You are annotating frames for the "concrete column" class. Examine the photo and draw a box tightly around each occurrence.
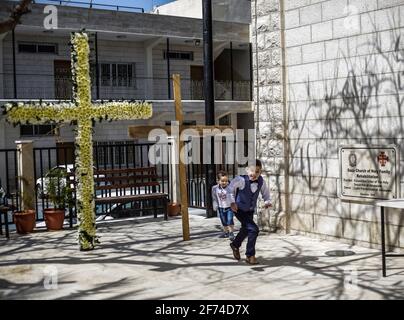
[16,140,35,210]
[144,37,162,99]
[231,112,237,130]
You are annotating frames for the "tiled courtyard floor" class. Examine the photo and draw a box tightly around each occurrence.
[1,209,404,300]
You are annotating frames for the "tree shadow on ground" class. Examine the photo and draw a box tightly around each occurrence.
[1,221,404,299]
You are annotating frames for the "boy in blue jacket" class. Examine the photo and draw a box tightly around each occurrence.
[229,159,271,265]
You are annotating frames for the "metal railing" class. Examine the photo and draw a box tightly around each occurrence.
[0,139,239,228]
[33,141,172,222]
[191,79,252,101]
[0,73,252,102]
[0,149,20,221]
[33,0,145,13]
[185,140,238,208]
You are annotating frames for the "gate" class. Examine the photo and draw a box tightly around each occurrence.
[0,148,20,215]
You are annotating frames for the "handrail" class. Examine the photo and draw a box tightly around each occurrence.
[32,0,145,13]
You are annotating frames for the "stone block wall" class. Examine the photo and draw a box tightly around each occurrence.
[251,0,285,231]
[252,0,404,248]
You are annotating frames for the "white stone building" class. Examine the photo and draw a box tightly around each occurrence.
[0,0,254,150]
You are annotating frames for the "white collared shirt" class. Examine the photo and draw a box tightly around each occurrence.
[212,184,233,211]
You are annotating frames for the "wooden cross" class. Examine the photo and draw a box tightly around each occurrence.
[129,74,230,241]
[4,32,152,251]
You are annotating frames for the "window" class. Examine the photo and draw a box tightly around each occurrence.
[18,42,58,54]
[118,64,127,87]
[101,64,111,86]
[164,50,194,61]
[20,125,57,137]
[100,63,136,88]
[18,43,36,53]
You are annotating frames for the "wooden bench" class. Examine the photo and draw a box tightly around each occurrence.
[93,166,169,220]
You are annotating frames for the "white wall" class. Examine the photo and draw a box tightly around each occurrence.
[254,0,404,248]
[1,33,206,101]
[285,0,404,248]
[152,42,204,100]
[154,0,251,24]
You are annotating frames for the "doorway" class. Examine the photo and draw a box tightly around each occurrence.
[56,141,75,166]
[54,60,72,100]
[190,66,204,100]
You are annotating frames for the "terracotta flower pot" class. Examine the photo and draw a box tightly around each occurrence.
[167,202,181,217]
[13,210,36,234]
[44,208,65,231]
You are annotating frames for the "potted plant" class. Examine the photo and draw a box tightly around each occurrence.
[12,180,36,234]
[167,202,181,217]
[43,167,74,231]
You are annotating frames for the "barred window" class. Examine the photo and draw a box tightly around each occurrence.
[99,63,136,88]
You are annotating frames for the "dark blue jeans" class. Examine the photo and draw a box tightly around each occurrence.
[218,207,234,227]
[232,209,259,257]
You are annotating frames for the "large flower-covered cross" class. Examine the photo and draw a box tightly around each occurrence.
[3,32,153,250]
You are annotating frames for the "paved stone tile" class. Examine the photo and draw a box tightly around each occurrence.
[1,211,404,300]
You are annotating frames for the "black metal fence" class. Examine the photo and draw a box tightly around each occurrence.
[33,141,172,221]
[0,149,20,210]
[33,145,74,221]
[185,139,238,208]
[0,149,20,233]
[1,139,239,227]
[0,73,252,102]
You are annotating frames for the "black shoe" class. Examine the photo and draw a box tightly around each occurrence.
[230,242,240,260]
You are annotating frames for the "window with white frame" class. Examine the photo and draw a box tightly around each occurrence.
[18,42,58,54]
[100,63,136,88]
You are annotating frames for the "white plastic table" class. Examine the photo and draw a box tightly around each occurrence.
[375,199,404,277]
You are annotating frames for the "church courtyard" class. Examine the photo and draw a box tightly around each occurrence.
[1,0,404,303]
[1,210,403,300]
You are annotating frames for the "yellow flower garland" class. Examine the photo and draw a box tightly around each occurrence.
[3,32,152,251]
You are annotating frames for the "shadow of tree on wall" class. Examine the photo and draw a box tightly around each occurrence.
[286,15,404,249]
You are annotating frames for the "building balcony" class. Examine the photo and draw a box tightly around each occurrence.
[0,74,252,102]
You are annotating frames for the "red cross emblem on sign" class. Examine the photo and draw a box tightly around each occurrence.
[377,151,389,167]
